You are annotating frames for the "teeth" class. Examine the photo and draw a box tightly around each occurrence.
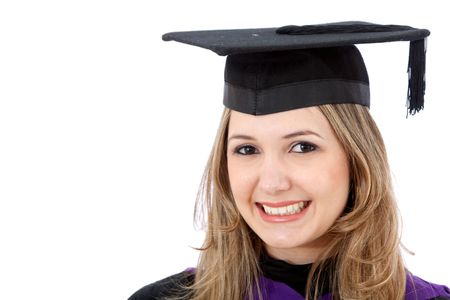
[287,205,293,214]
[262,202,308,216]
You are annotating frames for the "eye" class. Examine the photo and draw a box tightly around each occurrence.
[235,145,259,155]
[291,142,316,153]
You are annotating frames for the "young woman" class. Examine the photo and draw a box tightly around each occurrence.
[129,22,450,299]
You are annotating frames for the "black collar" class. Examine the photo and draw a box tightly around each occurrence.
[259,252,331,296]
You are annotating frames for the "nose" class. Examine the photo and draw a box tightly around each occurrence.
[257,155,292,196]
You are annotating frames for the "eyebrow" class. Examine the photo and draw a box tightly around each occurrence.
[227,130,324,143]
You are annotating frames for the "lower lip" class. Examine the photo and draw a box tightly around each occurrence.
[257,202,310,223]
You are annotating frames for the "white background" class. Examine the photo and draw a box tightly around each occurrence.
[0,1,449,299]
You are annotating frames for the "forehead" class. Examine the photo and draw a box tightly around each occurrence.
[228,107,331,135]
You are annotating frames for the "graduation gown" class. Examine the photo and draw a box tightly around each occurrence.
[129,256,450,300]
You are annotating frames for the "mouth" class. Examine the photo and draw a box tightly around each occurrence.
[258,201,311,216]
[255,200,312,223]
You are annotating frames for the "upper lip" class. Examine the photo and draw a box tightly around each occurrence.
[257,200,309,208]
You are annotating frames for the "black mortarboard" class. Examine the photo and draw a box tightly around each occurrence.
[162,21,430,116]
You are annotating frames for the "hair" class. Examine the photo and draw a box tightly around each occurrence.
[186,103,406,300]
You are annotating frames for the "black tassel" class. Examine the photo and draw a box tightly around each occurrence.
[407,39,426,116]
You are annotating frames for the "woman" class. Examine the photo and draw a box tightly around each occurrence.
[129,22,450,299]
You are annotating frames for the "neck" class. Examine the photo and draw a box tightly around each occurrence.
[264,234,331,265]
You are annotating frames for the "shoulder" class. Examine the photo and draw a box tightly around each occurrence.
[128,269,195,300]
[405,273,450,300]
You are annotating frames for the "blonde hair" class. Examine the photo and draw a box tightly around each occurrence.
[188,104,406,300]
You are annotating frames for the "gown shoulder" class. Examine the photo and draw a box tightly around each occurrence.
[128,270,195,300]
[406,273,450,300]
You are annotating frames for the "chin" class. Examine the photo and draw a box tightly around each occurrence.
[260,232,310,250]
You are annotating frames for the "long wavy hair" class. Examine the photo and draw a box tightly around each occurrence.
[187,103,406,300]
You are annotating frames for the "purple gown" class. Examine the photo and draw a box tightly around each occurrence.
[129,268,450,299]
[255,272,450,300]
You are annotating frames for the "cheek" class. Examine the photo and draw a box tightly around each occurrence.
[227,160,256,205]
[296,155,350,209]
[316,156,350,213]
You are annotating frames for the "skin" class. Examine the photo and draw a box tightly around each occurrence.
[226,107,350,264]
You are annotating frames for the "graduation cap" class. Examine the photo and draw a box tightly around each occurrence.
[162,21,430,116]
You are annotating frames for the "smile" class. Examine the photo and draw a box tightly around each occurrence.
[256,200,311,223]
[261,201,310,216]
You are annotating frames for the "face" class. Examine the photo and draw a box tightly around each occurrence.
[226,107,350,264]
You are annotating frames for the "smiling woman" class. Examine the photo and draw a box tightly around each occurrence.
[227,107,350,265]
[128,21,450,300]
